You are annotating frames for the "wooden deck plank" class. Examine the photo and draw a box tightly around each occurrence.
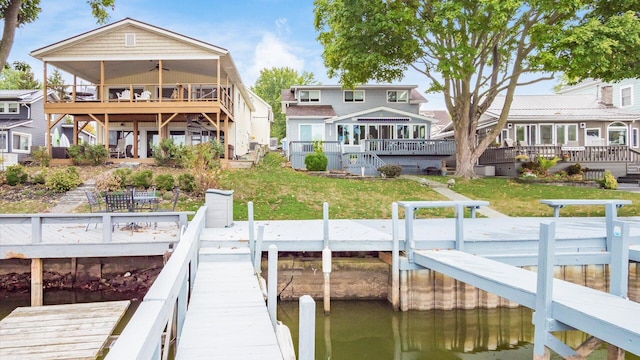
[0,300,130,360]
[176,261,282,359]
[413,249,640,355]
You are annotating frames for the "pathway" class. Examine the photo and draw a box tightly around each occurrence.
[400,175,509,218]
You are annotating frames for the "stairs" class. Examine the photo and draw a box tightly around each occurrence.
[199,246,251,262]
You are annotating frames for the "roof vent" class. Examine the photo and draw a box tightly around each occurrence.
[124,33,136,47]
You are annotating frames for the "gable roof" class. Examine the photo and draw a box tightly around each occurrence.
[285,105,336,117]
[326,106,436,124]
[0,89,50,103]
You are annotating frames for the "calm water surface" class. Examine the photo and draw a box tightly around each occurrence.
[2,293,638,360]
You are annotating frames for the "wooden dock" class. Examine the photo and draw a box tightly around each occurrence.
[0,300,130,360]
[176,261,282,359]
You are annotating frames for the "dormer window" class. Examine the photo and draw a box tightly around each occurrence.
[387,90,408,103]
[344,90,364,102]
[299,90,320,103]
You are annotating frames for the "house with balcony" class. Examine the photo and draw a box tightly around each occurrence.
[435,90,640,177]
[282,85,454,175]
[29,18,269,163]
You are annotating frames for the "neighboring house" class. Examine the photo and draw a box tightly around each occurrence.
[0,89,59,168]
[435,92,640,177]
[282,85,454,175]
[29,18,269,163]
[420,109,451,137]
[558,79,640,113]
[246,89,273,152]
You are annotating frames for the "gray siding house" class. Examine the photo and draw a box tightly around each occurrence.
[558,79,640,114]
[0,90,56,168]
[282,85,454,175]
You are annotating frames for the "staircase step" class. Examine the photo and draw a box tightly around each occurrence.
[199,247,251,262]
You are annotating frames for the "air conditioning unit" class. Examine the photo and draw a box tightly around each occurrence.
[269,137,278,150]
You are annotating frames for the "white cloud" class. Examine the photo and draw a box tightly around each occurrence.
[246,32,304,85]
[275,18,290,34]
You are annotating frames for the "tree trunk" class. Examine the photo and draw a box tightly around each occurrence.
[0,0,23,71]
[453,137,479,178]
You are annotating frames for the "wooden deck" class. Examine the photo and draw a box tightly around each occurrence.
[0,300,130,360]
[412,249,640,355]
[175,261,282,359]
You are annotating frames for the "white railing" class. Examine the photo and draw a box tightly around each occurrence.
[105,206,207,360]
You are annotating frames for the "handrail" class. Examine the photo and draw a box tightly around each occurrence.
[105,206,207,360]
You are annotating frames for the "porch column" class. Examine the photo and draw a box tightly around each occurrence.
[104,114,110,152]
[43,62,51,153]
[133,121,139,158]
[73,119,78,145]
[100,61,105,103]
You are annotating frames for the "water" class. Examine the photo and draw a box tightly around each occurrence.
[2,293,638,359]
[278,300,639,360]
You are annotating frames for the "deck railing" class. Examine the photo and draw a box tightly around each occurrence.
[364,139,456,155]
[479,145,635,164]
[105,206,207,360]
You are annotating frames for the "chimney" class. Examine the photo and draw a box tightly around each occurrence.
[601,86,613,107]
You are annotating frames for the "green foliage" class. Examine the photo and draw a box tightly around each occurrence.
[31,146,50,167]
[519,161,546,177]
[5,164,27,185]
[30,171,46,185]
[45,167,82,193]
[601,170,618,190]
[0,61,41,89]
[182,141,223,195]
[304,152,328,171]
[177,173,197,193]
[130,169,154,189]
[151,138,186,166]
[112,168,131,187]
[67,143,107,165]
[155,174,175,191]
[250,67,317,140]
[538,156,560,171]
[567,163,583,176]
[312,140,324,153]
[377,164,402,178]
[47,68,67,101]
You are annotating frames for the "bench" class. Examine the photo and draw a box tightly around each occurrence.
[540,199,631,218]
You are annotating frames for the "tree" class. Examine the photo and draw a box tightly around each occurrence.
[47,68,66,100]
[0,0,115,71]
[314,0,640,178]
[0,60,41,89]
[250,67,316,140]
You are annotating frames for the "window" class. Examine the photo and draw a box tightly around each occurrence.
[299,124,323,141]
[11,132,31,153]
[555,124,577,144]
[412,125,426,139]
[633,128,639,148]
[387,90,408,103]
[0,131,7,151]
[344,90,364,102]
[299,90,320,103]
[515,124,537,145]
[337,125,351,144]
[608,122,627,145]
[585,128,602,146]
[0,102,19,114]
[539,124,554,144]
[620,86,633,107]
[396,125,410,139]
[353,125,366,145]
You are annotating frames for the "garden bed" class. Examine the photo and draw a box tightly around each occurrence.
[514,178,602,188]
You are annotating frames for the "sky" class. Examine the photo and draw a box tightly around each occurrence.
[6,0,559,110]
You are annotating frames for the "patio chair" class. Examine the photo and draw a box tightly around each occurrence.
[110,139,127,158]
[85,190,103,231]
[154,188,181,228]
[133,187,158,211]
[135,90,152,101]
[105,191,135,231]
[117,89,131,101]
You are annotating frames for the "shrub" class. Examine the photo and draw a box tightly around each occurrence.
[377,164,402,178]
[151,138,186,166]
[519,160,546,177]
[566,163,583,176]
[5,164,27,186]
[45,167,82,193]
[304,152,328,171]
[95,172,123,192]
[113,168,132,187]
[31,147,51,167]
[68,143,108,165]
[155,174,175,191]
[30,171,46,185]
[601,170,618,190]
[130,169,154,189]
[177,173,197,193]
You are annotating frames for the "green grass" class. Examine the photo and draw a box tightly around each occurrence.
[425,176,640,217]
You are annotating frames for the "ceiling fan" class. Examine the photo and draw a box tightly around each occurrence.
[149,62,169,71]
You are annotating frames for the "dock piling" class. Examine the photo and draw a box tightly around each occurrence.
[30,258,43,306]
[268,244,278,331]
[322,247,332,314]
[299,295,316,360]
